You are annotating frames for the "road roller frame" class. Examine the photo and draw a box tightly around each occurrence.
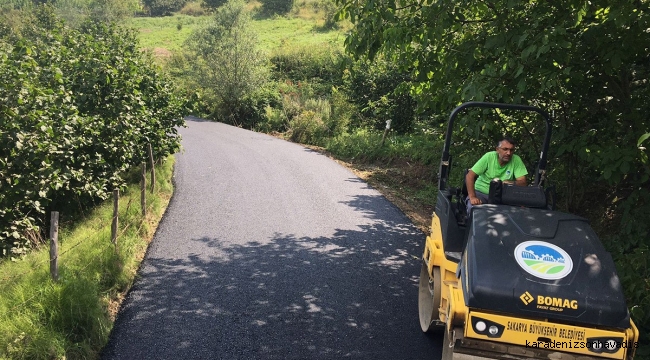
[418,102,639,360]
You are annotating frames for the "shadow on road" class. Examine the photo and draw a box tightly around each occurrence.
[103,194,443,359]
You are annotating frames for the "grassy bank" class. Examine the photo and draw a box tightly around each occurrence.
[0,157,175,359]
[125,15,210,54]
[125,8,345,57]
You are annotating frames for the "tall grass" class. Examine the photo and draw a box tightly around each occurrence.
[325,128,443,165]
[0,157,175,359]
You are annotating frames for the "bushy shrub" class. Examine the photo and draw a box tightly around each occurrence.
[323,127,443,164]
[142,0,187,16]
[0,6,188,256]
[303,98,330,122]
[280,92,301,121]
[257,106,287,133]
[0,0,31,11]
[179,1,206,15]
[258,0,293,15]
[283,94,334,145]
[327,87,351,136]
[217,83,281,128]
[324,128,384,161]
[255,78,350,144]
[276,80,311,120]
[1,8,27,33]
[200,0,226,11]
[88,0,140,22]
[288,110,326,144]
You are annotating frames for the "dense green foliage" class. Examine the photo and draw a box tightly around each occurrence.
[0,6,187,256]
[251,46,351,141]
[142,0,187,16]
[261,44,428,142]
[200,0,226,11]
[269,44,343,93]
[0,0,31,10]
[337,0,650,354]
[259,0,294,15]
[343,57,419,134]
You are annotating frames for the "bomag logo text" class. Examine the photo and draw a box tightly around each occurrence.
[520,292,579,312]
[537,296,578,310]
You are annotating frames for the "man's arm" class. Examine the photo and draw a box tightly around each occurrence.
[512,155,528,186]
[515,176,527,186]
[466,170,482,205]
[503,176,526,186]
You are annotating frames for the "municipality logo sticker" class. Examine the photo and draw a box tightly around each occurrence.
[514,241,573,280]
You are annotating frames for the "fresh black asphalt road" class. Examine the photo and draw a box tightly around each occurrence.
[102,118,442,359]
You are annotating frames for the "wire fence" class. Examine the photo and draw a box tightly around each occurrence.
[0,152,171,313]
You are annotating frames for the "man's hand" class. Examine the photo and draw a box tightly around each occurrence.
[469,196,482,205]
[504,177,527,186]
[515,176,527,186]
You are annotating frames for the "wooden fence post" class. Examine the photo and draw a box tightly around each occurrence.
[141,162,146,217]
[112,189,119,250]
[148,144,155,194]
[50,211,59,282]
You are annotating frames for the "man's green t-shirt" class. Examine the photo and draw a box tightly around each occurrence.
[471,151,528,194]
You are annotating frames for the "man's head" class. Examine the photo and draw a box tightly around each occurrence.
[495,136,516,165]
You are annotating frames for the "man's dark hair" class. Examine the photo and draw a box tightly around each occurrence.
[497,136,517,147]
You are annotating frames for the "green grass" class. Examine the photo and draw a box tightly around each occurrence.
[0,157,175,359]
[324,128,444,165]
[125,10,346,57]
[124,15,211,53]
[254,17,345,51]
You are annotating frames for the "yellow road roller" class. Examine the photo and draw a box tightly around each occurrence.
[419,102,639,360]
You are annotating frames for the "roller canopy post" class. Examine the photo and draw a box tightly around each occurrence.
[438,102,552,190]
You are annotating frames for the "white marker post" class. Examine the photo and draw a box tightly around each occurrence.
[381,119,392,147]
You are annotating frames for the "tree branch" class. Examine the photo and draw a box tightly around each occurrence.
[459,17,497,24]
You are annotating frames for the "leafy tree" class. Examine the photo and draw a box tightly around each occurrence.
[184,0,269,127]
